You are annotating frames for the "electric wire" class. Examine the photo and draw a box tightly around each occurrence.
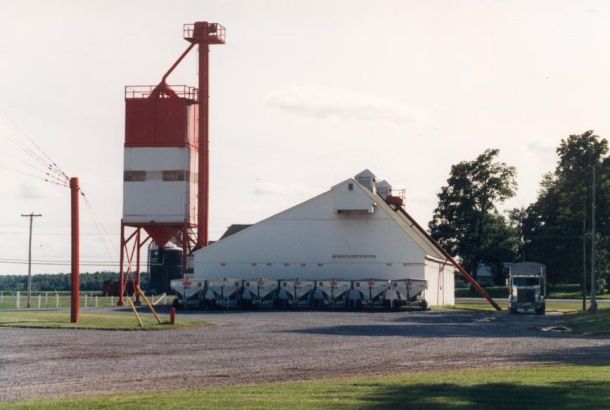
[0,231,119,236]
[0,113,69,187]
[82,193,118,264]
[0,258,119,267]
[0,107,120,271]
[0,108,71,181]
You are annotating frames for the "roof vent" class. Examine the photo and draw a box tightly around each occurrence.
[355,169,376,193]
[376,180,392,199]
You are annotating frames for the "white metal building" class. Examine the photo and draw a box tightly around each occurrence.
[188,170,455,307]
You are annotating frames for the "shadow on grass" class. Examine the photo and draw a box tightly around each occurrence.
[353,380,610,410]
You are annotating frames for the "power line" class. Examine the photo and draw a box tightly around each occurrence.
[0,109,70,188]
[0,108,70,181]
[0,231,119,236]
[82,193,118,261]
[0,258,119,267]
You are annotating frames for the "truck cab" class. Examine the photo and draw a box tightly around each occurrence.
[507,262,546,315]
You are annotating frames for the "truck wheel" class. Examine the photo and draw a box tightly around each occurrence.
[419,299,428,311]
[536,306,546,315]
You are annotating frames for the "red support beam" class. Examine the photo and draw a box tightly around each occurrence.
[197,40,210,247]
[118,223,125,306]
[134,229,141,305]
[396,206,502,311]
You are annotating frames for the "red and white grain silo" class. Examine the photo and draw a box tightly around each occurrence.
[118,22,225,305]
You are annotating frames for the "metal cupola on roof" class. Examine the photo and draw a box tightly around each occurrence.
[375,179,392,199]
[355,169,376,193]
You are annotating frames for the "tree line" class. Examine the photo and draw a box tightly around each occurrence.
[429,131,609,287]
[0,272,151,292]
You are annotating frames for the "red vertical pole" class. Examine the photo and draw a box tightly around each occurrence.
[197,36,210,247]
[182,224,188,274]
[135,228,141,305]
[70,177,80,323]
[118,223,125,306]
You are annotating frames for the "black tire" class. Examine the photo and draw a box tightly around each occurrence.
[310,299,322,310]
[419,299,428,311]
[536,305,546,315]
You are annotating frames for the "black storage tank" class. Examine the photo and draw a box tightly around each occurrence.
[148,244,183,294]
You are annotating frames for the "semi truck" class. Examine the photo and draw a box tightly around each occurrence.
[507,262,546,315]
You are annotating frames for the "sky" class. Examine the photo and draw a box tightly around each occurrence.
[0,0,609,274]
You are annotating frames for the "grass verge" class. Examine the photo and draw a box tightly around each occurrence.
[3,365,610,409]
[455,284,610,300]
[565,308,610,335]
[435,301,584,313]
[0,311,204,331]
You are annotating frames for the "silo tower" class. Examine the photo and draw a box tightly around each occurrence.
[118,22,225,305]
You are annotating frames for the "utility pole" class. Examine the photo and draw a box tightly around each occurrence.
[589,161,597,313]
[20,212,42,308]
[70,177,80,323]
[582,217,587,312]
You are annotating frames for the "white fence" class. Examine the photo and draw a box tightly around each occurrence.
[0,291,173,310]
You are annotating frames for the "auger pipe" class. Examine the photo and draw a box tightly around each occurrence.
[395,207,502,311]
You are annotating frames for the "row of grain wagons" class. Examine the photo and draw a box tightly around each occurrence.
[171,277,428,310]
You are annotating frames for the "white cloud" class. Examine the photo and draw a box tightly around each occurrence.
[266,85,427,125]
[526,140,558,161]
[253,180,314,197]
[253,181,287,196]
[17,183,45,200]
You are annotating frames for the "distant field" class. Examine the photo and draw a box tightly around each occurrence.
[3,365,610,409]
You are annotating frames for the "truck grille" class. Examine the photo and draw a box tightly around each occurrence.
[517,288,535,303]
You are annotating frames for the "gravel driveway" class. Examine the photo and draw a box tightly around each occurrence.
[1,309,609,402]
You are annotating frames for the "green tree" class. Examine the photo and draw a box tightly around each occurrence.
[429,149,519,279]
[523,130,609,286]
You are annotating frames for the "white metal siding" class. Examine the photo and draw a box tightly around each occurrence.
[194,185,427,281]
[424,260,455,306]
[122,147,196,223]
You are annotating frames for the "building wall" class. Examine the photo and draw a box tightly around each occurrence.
[194,181,429,281]
[423,259,455,306]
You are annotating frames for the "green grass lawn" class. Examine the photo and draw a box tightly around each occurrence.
[565,309,610,335]
[0,311,203,331]
[455,284,610,300]
[3,365,610,409]
[436,301,586,313]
